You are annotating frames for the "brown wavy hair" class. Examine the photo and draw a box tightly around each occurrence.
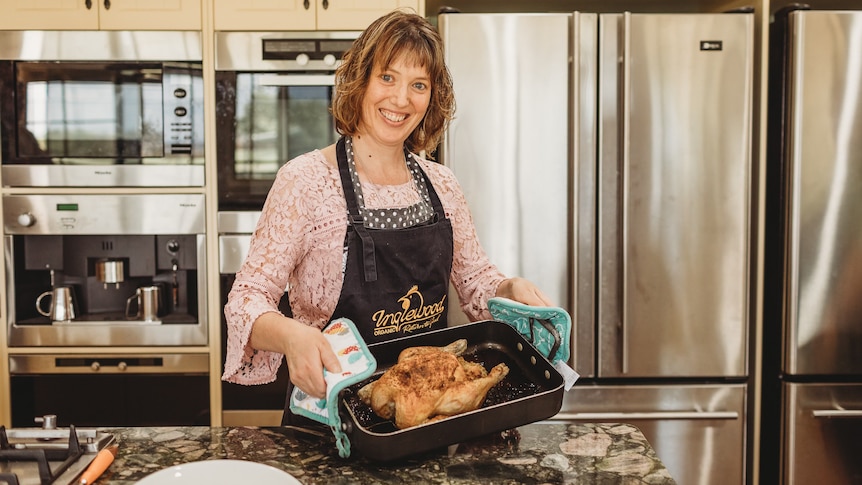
[331,10,455,156]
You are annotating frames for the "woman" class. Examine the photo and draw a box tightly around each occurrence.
[222,11,551,413]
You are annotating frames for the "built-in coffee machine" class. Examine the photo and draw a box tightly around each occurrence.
[3,194,208,347]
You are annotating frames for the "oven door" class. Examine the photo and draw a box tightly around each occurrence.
[9,353,210,427]
[216,71,338,210]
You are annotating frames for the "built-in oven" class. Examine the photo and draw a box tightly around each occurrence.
[0,30,204,187]
[218,211,289,426]
[3,194,208,347]
[9,353,210,427]
[214,31,358,211]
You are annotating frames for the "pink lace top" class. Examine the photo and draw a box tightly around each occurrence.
[222,149,506,385]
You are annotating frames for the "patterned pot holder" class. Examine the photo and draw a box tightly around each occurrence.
[488,297,579,390]
[289,317,377,458]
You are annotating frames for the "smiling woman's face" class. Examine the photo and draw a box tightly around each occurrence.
[357,54,431,148]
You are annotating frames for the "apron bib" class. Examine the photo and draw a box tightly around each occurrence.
[283,137,453,424]
[331,136,453,343]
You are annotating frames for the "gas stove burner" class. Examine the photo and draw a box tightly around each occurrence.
[0,416,115,485]
[0,425,83,485]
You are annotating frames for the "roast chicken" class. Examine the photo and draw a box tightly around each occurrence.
[357,339,509,429]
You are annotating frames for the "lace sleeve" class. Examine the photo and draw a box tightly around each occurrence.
[222,154,320,385]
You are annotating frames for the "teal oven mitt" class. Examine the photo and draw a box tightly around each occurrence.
[289,317,376,458]
[488,297,579,390]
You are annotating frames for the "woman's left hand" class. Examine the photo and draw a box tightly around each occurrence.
[496,277,554,307]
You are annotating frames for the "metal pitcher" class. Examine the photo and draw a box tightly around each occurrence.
[36,286,77,322]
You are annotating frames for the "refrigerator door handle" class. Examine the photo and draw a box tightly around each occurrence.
[811,409,862,418]
[619,12,633,375]
[553,411,739,421]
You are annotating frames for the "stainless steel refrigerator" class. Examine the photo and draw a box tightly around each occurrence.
[440,12,754,485]
[764,7,862,484]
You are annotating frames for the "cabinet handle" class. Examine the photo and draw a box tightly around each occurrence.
[85,0,92,9]
[103,0,110,10]
[322,0,329,9]
[303,0,309,10]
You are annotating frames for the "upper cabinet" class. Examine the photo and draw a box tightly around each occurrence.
[214,0,423,31]
[0,0,202,31]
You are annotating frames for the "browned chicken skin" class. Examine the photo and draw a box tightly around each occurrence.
[357,339,509,429]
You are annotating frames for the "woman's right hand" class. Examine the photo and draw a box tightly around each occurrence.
[250,313,342,399]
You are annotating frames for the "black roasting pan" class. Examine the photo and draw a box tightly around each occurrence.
[337,319,565,462]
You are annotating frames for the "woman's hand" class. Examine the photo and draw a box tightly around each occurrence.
[496,277,554,307]
[250,313,342,399]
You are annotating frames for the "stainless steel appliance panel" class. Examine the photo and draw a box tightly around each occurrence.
[3,194,205,235]
[598,13,753,378]
[439,13,572,319]
[782,382,862,484]
[0,30,201,61]
[555,383,747,485]
[218,211,261,275]
[782,11,862,377]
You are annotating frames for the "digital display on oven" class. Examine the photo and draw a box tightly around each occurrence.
[320,40,355,53]
[56,203,79,211]
[262,39,317,55]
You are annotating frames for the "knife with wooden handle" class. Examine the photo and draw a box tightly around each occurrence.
[79,444,118,485]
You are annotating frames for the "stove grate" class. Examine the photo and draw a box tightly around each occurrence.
[0,425,84,485]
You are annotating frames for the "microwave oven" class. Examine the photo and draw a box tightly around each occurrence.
[0,31,204,187]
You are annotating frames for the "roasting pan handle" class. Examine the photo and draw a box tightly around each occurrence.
[530,318,562,362]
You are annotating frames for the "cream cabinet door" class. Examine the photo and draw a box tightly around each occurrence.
[98,0,202,30]
[317,0,422,30]
[213,0,422,32]
[0,0,200,30]
[0,0,100,30]
[213,0,316,31]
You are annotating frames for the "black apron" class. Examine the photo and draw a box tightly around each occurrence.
[282,137,453,425]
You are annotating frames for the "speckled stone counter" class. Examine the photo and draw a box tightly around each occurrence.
[95,422,675,484]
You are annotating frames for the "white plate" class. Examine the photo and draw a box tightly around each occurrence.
[136,459,302,484]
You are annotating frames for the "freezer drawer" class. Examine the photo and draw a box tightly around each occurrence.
[783,382,862,485]
[553,383,747,485]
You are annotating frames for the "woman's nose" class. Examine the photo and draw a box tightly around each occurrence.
[390,83,410,106]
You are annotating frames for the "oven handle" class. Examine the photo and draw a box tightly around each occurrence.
[258,74,335,87]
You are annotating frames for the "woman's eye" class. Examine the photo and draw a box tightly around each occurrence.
[413,82,428,91]
[381,74,393,82]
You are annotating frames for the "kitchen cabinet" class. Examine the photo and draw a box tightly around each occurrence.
[0,0,201,31]
[213,0,423,31]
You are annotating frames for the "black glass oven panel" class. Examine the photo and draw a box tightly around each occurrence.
[216,71,338,211]
[11,374,210,427]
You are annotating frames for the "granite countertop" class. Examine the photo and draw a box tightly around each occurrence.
[96,422,676,484]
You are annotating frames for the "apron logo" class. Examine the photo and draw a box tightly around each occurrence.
[372,285,446,337]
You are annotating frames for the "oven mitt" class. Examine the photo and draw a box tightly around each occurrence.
[288,317,377,458]
[488,297,579,391]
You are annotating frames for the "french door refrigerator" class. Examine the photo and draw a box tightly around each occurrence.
[764,7,862,485]
[440,12,754,485]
